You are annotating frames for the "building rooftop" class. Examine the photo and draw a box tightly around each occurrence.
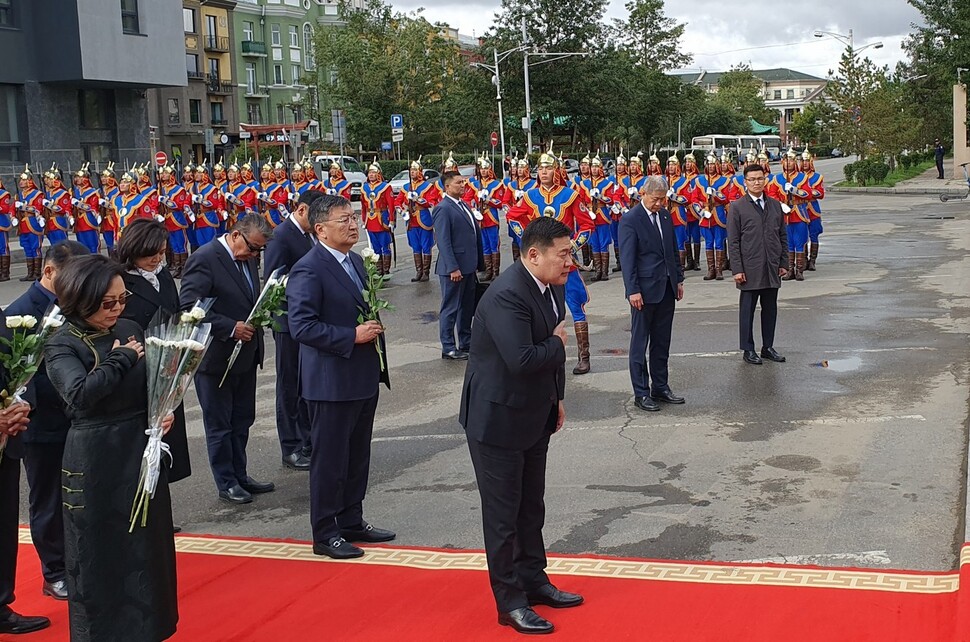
[671,68,826,85]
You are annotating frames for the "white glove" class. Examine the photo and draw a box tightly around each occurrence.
[784,183,794,194]
[164,198,176,208]
[287,191,296,201]
[154,214,165,222]
[42,199,52,208]
[402,211,410,222]
[221,210,229,221]
[590,188,600,199]
[705,187,714,196]
[68,216,75,226]
[610,204,621,215]
[37,216,46,227]
[95,215,102,224]
[202,200,212,208]
[11,216,17,224]
[70,197,79,206]
[477,189,487,200]
[664,189,673,199]
[327,188,336,196]
[98,197,106,206]
[188,213,196,223]
[14,200,23,209]
[781,203,792,214]
[702,209,713,220]
[120,207,128,218]
[514,190,524,200]
[191,194,202,204]
[280,206,290,218]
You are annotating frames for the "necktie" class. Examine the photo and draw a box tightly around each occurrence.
[236,260,254,296]
[304,231,314,242]
[343,255,364,292]
[755,197,764,212]
[543,287,557,320]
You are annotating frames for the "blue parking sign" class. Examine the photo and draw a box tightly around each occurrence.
[390,114,403,129]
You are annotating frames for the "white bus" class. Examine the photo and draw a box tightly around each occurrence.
[691,134,783,160]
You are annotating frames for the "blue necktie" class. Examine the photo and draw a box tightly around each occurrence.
[236,260,254,296]
[343,256,364,292]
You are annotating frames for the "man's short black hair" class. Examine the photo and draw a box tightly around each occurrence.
[298,189,324,208]
[308,194,352,227]
[743,163,766,177]
[442,171,462,186]
[55,254,126,320]
[43,240,90,270]
[521,217,572,252]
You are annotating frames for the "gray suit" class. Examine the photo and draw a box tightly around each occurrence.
[727,194,788,351]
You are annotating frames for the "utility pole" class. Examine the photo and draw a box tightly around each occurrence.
[521,16,533,154]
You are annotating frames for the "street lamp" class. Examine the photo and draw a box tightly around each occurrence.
[472,44,528,178]
[813,29,883,55]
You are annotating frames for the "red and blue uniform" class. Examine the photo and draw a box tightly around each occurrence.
[322,177,352,200]
[805,169,825,243]
[260,180,290,228]
[464,177,506,257]
[160,182,193,255]
[0,189,14,256]
[44,186,73,244]
[577,175,615,254]
[767,170,812,252]
[17,186,46,259]
[361,180,396,257]
[666,170,696,252]
[504,175,535,247]
[692,173,736,252]
[72,184,102,254]
[112,189,153,236]
[225,179,257,226]
[99,182,119,251]
[192,182,225,246]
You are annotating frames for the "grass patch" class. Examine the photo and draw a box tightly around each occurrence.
[839,160,936,188]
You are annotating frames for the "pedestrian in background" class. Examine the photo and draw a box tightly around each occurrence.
[935,138,945,179]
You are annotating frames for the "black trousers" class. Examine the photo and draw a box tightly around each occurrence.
[467,429,552,613]
[306,394,378,543]
[628,287,676,397]
[937,157,945,179]
[438,274,477,352]
[0,453,18,613]
[195,368,257,491]
[273,331,310,457]
[739,288,779,351]
[23,441,65,582]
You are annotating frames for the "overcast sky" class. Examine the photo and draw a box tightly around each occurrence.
[402,0,923,79]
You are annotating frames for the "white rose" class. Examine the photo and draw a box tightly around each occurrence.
[190,306,207,321]
[5,316,23,329]
[360,247,377,261]
[22,316,37,329]
[278,275,289,288]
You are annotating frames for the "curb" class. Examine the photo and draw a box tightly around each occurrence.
[829,186,967,196]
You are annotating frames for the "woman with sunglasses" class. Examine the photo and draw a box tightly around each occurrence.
[116,219,192,491]
[43,254,178,642]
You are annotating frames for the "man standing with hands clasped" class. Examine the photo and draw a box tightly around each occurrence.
[619,176,685,413]
[727,164,789,365]
[461,217,583,635]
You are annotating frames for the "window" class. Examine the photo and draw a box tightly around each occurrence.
[189,99,201,124]
[277,104,285,124]
[273,64,283,85]
[786,89,795,99]
[183,7,196,33]
[247,102,262,125]
[121,0,139,34]
[289,25,299,47]
[81,145,113,164]
[210,102,225,124]
[246,63,257,94]
[243,21,254,41]
[772,89,781,100]
[79,90,111,129]
[206,14,217,37]
[303,24,315,69]
[291,64,301,85]
[167,98,179,124]
[208,57,220,80]
[0,0,13,28]
[271,24,281,46]
[0,84,23,161]
[186,53,199,75]
[329,68,338,86]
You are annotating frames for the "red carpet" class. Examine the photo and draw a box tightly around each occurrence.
[8,530,969,641]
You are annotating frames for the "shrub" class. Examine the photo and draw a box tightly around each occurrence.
[853,159,873,185]
[869,162,890,184]
[899,154,912,170]
[843,162,856,184]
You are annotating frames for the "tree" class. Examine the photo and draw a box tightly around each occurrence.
[825,48,885,157]
[710,64,777,126]
[789,102,835,146]
[610,0,691,70]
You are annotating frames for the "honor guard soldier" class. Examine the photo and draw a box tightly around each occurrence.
[224,162,258,228]
[609,150,633,273]
[302,157,321,190]
[572,152,594,268]
[665,155,696,271]
[111,170,154,236]
[158,164,194,277]
[259,159,291,228]
[212,158,228,192]
[190,162,226,246]
[767,147,812,281]
[41,165,73,246]
[256,157,278,225]
[289,162,310,196]
[465,153,506,282]
[581,154,615,281]
[692,152,736,281]
[0,177,14,281]
[626,152,647,209]
[507,145,596,375]
[15,166,46,281]
[274,160,297,216]
[646,152,663,176]
[800,148,825,270]
[399,156,440,281]
[322,160,353,199]
[361,158,396,277]
[682,153,703,272]
[71,164,102,255]
[505,155,536,262]
[98,163,120,256]
[241,160,258,191]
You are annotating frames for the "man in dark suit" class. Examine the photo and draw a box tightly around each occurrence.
[6,241,88,601]
[727,163,789,365]
[262,189,322,470]
[461,217,582,635]
[0,308,49,634]
[433,171,484,360]
[619,176,686,412]
[179,214,276,504]
[287,194,394,560]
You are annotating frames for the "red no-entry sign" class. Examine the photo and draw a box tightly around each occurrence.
[155,151,168,166]
[490,132,498,148]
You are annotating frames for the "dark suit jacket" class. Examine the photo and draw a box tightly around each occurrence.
[121,269,179,331]
[432,196,485,276]
[618,204,684,304]
[287,242,390,402]
[727,194,788,291]
[459,261,566,451]
[262,217,314,334]
[5,283,65,445]
[178,239,265,376]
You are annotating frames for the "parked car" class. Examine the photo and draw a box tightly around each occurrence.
[313,154,367,201]
[562,158,580,180]
[389,169,440,196]
[831,148,844,158]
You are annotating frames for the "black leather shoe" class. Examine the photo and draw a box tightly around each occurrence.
[651,389,685,405]
[743,350,763,365]
[634,396,660,412]
[312,537,364,560]
[498,607,554,634]
[282,452,311,470]
[341,522,396,543]
[441,350,468,360]
[42,579,68,600]
[240,476,275,494]
[527,583,584,609]
[0,610,51,634]
[760,347,786,363]
[218,484,253,504]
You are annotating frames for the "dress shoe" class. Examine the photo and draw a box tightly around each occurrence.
[527,583,584,609]
[498,607,554,634]
[312,536,364,560]
[634,396,660,412]
[282,452,311,471]
[173,525,182,534]
[240,476,275,494]
[441,349,468,360]
[42,579,68,600]
[341,522,396,543]
[651,389,685,405]
[0,609,51,634]
[743,350,763,365]
[218,484,253,504]
[760,347,786,363]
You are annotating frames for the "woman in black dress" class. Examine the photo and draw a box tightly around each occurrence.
[116,219,191,484]
[44,255,178,642]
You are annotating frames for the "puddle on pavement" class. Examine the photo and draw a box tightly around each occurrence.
[812,356,863,372]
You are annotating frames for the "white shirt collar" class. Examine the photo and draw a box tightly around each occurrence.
[445,194,464,207]
[289,213,307,234]
[524,263,549,294]
[217,234,236,260]
[319,239,349,263]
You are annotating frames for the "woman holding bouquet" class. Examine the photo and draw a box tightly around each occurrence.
[44,254,178,642]
[117,219,191,487]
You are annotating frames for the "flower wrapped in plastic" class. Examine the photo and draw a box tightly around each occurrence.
[219,267,288,387]
[0,305,65,458]
[129,298,215,531]
[357,248,393,372]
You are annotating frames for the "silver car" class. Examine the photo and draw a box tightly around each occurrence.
[389,169,440,196]
[313,155,367,201]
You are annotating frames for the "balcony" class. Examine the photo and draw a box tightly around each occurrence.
[211,118,229,126]
[206,75,235,94]
[241,40,267,57]
[204,35,231,52]
[187,71,206,81]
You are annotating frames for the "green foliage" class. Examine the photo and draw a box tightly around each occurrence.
[249,282,288,332]
[609,0,691,70]
[710,64,777,126]
[843,162,856,184]
[789,102,835,146]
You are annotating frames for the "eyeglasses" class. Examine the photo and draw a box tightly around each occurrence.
[101,290,132,311]
[327,214,360,227]
[746,177,767,182]
[238,231,266,254]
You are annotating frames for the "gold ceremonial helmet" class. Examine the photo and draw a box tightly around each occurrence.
[273,158,286,171]
[648,153,660,165]
[119,171,135,183]
[241,158,254,172]
[228,162,240,173]
[443,151,458,171]
[213,157,225,172]
[746,146,757,163]
[195,160,208,174]
[757,146,769,162]
[517,154,530,168]
[302,158,314,172]
[368,157,382,174]
[538,141,556,167]
[329,159,342,171]
[580,151,591,165]
[591,153,603,167]
[616,148,627,165]
[159,164,175,175]
[801,146,813,161]
[101,162,116,178]
[410,155,423,171]
[261,156,274,172]
[43,163,60,181]
[684,153,696,164]
[630,151,644,168]
[667,154,681,166]
[478,152,491,170]
[74,162,90,178]
[785,146,797,159]
[19,164,33,182]
[705,152,718,166]
[134,163,150,177]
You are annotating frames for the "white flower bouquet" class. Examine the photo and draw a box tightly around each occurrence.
[219,267,288,387]
[129,298,215,531]
[0,305,65,458]
[357,248,393,373]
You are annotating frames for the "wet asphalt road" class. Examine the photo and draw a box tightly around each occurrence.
[12,189,970,571]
